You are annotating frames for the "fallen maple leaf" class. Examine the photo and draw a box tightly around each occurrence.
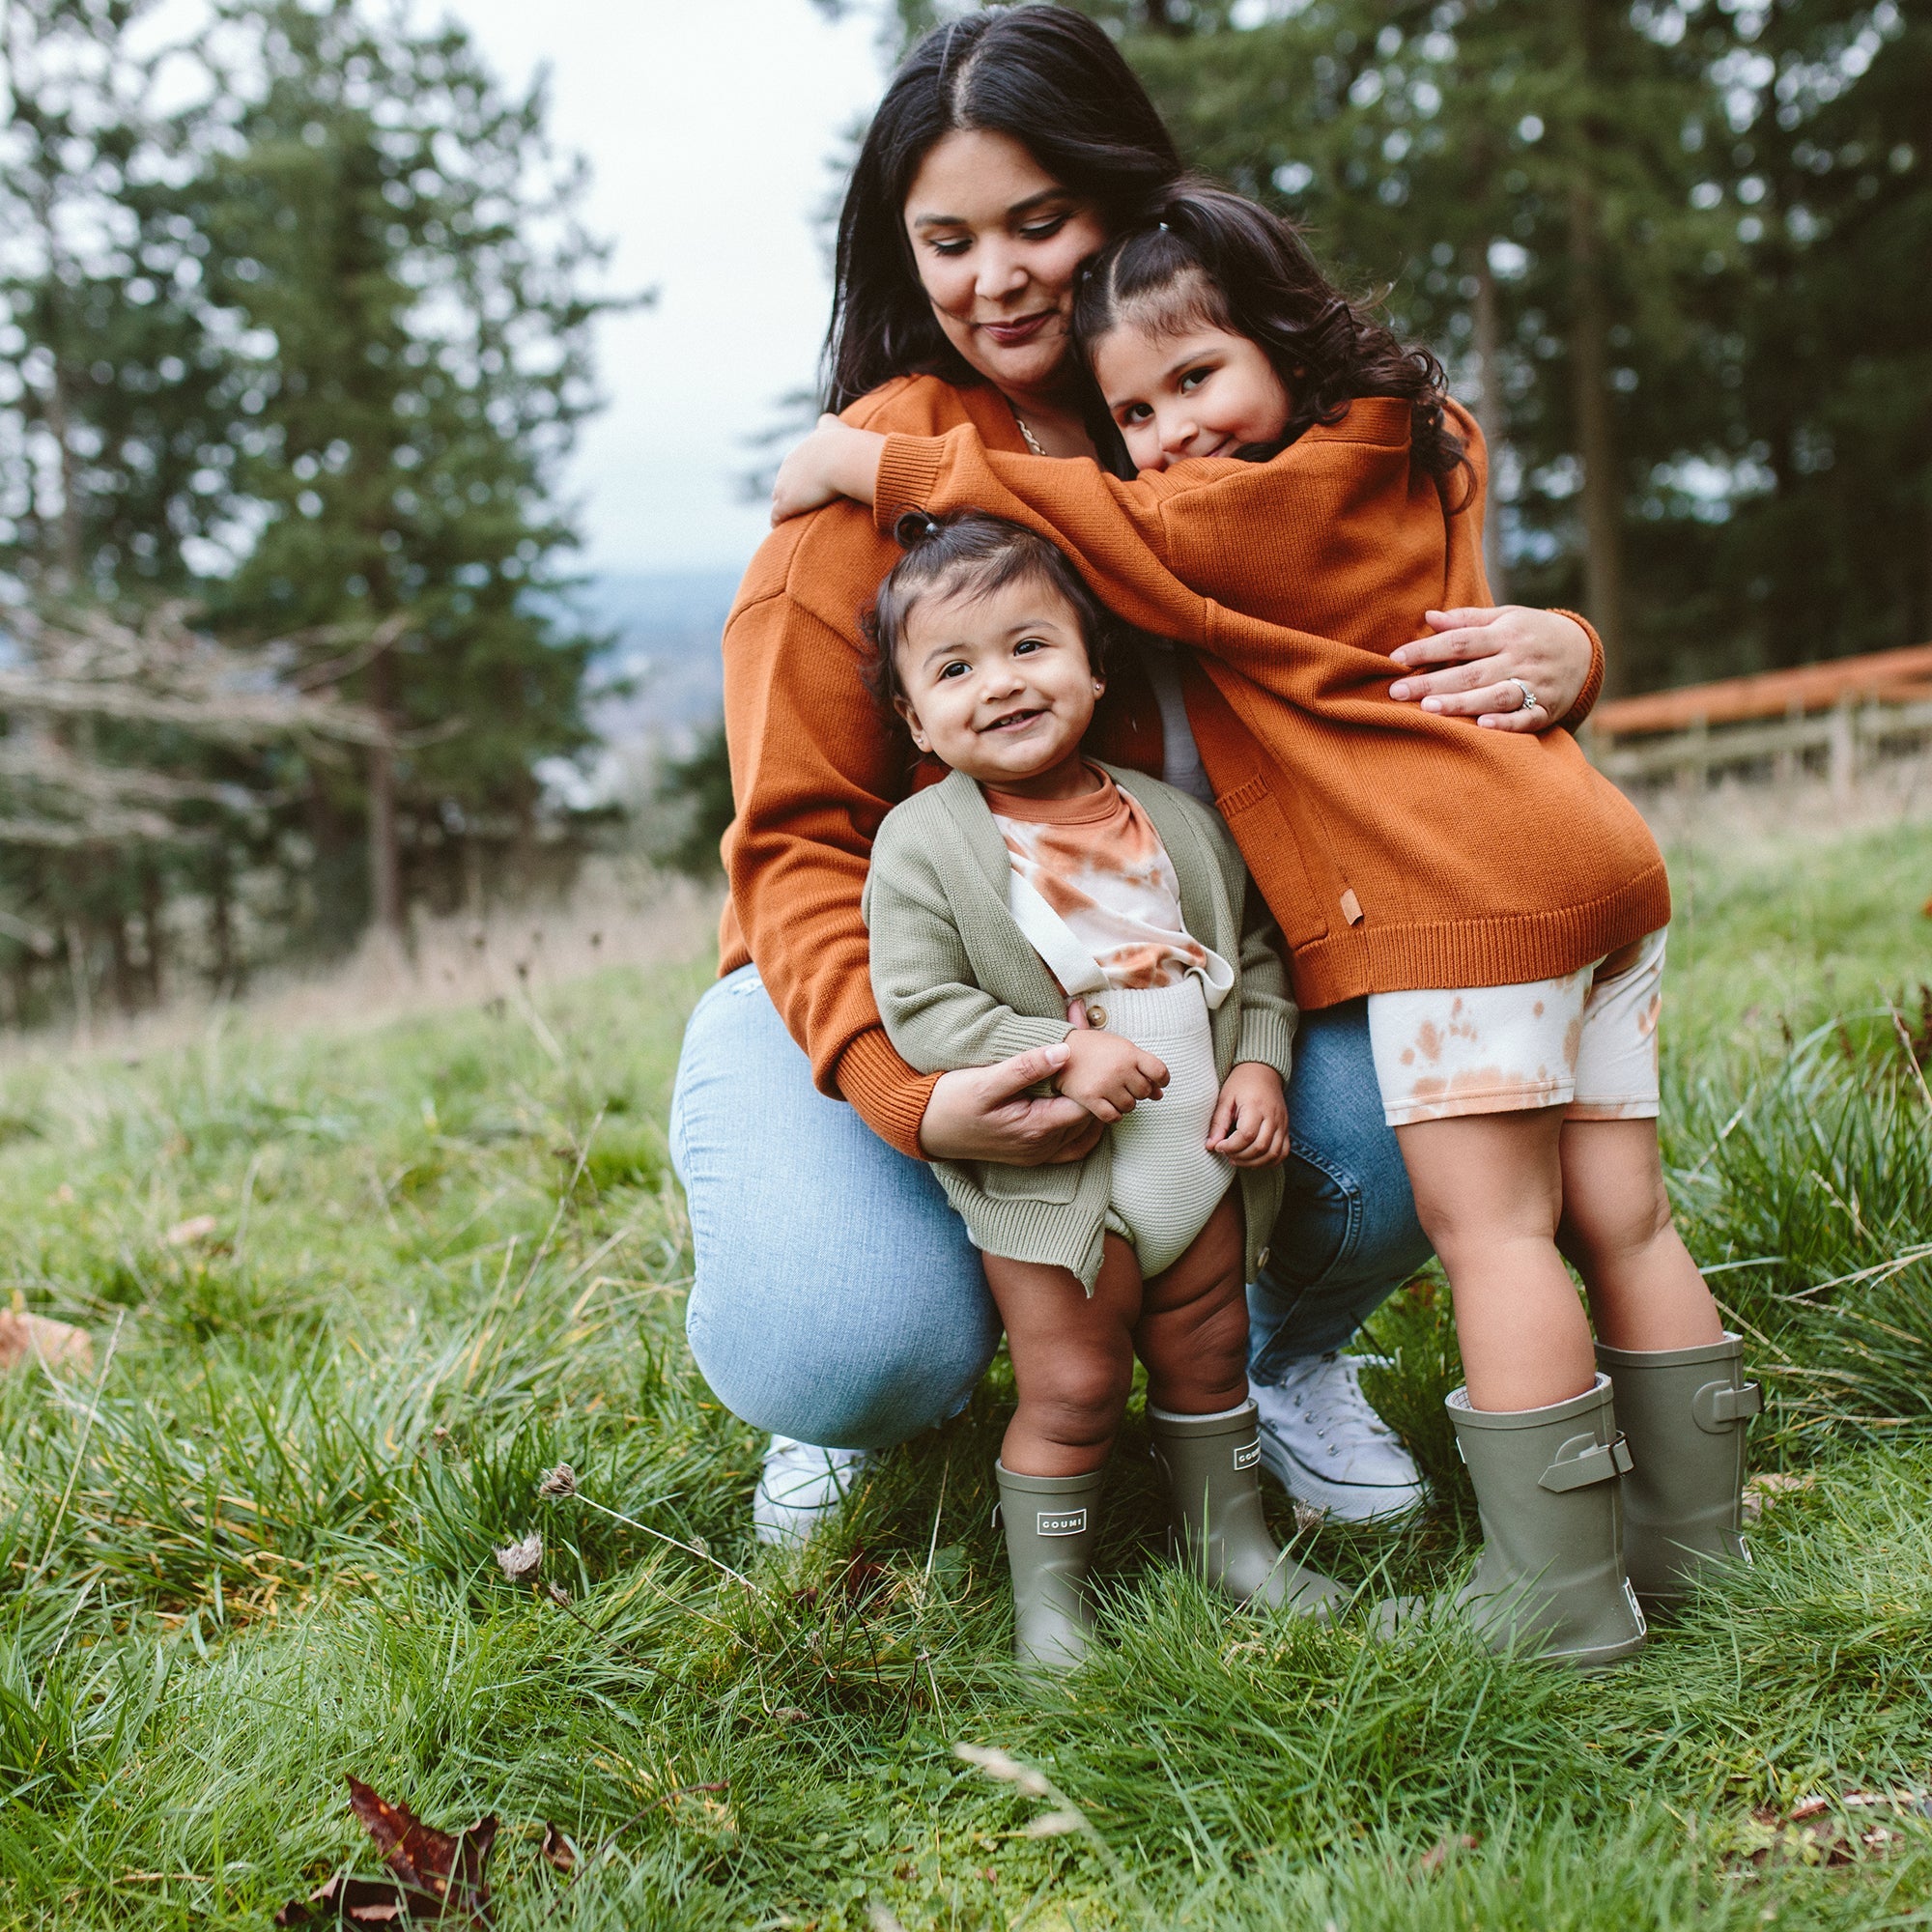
[276,1777,497,1927]
[539,1824,576,1874]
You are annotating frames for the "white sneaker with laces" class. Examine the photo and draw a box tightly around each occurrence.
[1252,1353,1426,1524]
[752,1435,869,1548]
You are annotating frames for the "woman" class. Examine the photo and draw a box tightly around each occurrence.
[670,6,1605,1547]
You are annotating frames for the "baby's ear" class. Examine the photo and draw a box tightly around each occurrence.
[893,693,928,750]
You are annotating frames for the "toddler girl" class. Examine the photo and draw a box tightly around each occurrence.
[779,185,1760,1666]
[860,508,1340,1670]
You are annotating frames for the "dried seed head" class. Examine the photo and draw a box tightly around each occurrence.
[546,1581,571,1607]
[1022,1810,1086,1837]
[953,1744,1052,1799]
[495,1532,543,1581]
[537,1463,578,1499]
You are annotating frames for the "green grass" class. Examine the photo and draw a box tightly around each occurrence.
[2,815,1931,1930]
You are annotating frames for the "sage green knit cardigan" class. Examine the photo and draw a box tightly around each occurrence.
[862,762,1297,1291]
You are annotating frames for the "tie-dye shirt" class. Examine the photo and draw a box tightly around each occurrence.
[985,767,1210,993]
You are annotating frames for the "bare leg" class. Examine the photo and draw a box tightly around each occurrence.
[1396,1107,1596,1412]
[1134,1189,1251,1417]
[983,1236,1144,1478]
[1558,1117,1722,1350]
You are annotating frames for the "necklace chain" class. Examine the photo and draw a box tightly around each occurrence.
[1010,409,1048,458]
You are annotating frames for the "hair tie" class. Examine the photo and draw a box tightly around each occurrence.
[1157,220,1170,231]
[895,509,943,550]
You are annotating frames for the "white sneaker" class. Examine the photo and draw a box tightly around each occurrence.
[1252,1353,1426,1524]
[752,1435,868,1548]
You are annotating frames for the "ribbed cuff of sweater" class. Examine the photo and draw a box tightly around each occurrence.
[1551,610,1605,728]
[1234,1007,1297,1087]
[835,1024,941,1161]
[874,434,947,535]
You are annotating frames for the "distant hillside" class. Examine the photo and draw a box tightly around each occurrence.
[582,569,739,743]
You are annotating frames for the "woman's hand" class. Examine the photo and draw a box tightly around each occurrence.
[770,415,889,526]
[1386,607,1593,732]
[918,1041,1106,1167]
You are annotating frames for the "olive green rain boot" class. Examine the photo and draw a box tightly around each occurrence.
[994,1463,1105,1672]
[1378,1375,1647,1667]
[1595,1332,1760,1612]
[1149,1402,1347,1616]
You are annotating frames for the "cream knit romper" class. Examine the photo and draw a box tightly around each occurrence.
[990,776,1236,1279]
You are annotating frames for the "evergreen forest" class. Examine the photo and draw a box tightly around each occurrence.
[0,0,625,1018]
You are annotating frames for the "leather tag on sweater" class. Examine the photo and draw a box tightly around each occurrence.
[1340,889,1364,925]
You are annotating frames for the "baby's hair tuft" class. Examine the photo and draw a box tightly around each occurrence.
[864,509,1119,713]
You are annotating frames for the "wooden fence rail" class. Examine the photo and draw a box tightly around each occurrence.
[1583,643,1932,801]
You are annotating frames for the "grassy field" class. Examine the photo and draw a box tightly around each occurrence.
[2,812,1930,1930]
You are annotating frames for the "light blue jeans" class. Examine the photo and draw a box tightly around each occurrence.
[669,966,1430,1450]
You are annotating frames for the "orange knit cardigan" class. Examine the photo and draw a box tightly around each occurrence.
[871,397,1667,1013]
[719,375,1620,1160]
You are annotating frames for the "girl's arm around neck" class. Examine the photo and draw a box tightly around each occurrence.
[771,416,889,526]
[861,416,1603,732]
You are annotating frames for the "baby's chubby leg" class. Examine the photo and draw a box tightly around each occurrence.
[983,1237,1146,1478]
[1134,1189,1251,1416]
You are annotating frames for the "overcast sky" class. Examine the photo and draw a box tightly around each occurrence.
[443,0,887,580]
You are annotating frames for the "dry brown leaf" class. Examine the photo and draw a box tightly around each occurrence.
[0,1311,94,1375]
[539,1823,576,1873]
[275,1777,497,1927]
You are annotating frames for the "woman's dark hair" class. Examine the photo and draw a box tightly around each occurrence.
[864,509,1117,710]
[825,5,1181,412]
[1072,181,1469,495]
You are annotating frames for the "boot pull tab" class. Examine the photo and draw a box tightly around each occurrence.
[1538,1430,1634,1493]
[1691,1378,1762,1433]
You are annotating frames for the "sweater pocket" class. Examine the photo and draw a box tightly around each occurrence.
[1214,779,1331,952]
[979,1158,1082,1206]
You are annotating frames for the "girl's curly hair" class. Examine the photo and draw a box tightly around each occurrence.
[1072,179,1470,499]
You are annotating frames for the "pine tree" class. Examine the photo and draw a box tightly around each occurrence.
[0,0,247,1009]
[188,0,627,938]
[1709,0,1930,667]
[0,0,235,597]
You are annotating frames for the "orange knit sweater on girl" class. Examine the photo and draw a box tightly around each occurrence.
[868,397,1667,1011]
[718,374,1612,1161]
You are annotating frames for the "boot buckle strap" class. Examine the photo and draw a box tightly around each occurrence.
[1692,1378,1762,1432]
[1538,1431,1633,1492]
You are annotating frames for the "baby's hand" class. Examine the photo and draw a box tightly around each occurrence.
[1057,1025,1168,1125]
[1208,1062,1290,1168]
[770,415,887,525]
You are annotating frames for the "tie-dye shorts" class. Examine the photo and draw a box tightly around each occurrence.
[1365,927,1667,1128]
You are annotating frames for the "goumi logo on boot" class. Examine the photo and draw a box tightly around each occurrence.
[1234,1438,1261,1471]
[1037,1509,1088,1536]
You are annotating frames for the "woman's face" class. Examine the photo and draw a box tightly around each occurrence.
[901,128,1108,402]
